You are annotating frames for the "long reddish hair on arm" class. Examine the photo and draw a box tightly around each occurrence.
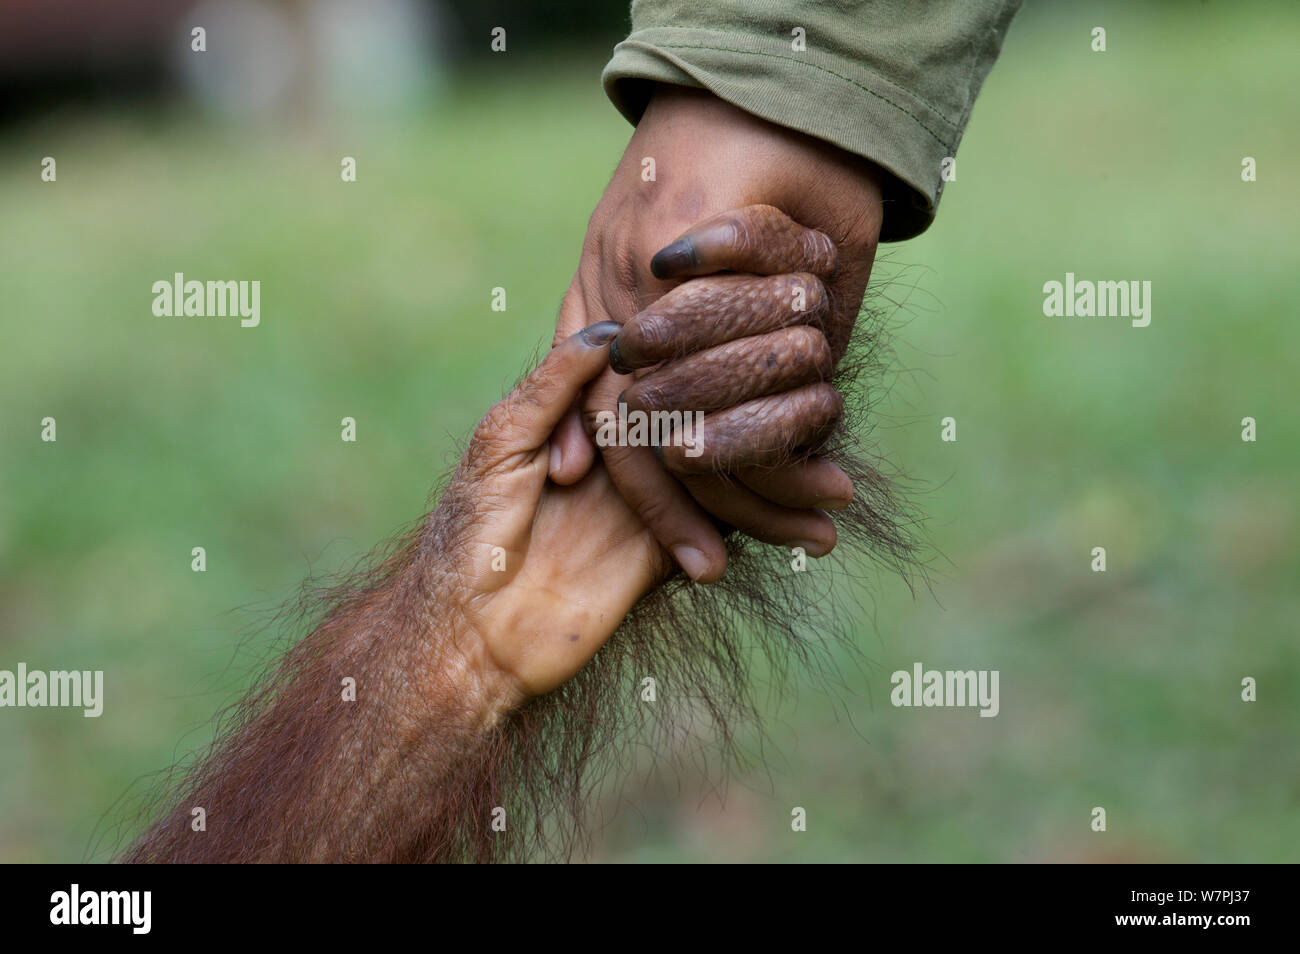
[115,289,920,864]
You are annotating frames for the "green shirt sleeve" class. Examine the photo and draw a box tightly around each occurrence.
[602,0,1022,241]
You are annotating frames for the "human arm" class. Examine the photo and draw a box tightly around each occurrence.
[547,1,1022,579]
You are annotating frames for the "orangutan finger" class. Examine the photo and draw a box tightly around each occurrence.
[736,457,854,512]
[579,366,729,583]
[679,473,837,556]
[620,325,832,418]
[609,272,827,374]
[658,383,843,476]
[649,204,838,282]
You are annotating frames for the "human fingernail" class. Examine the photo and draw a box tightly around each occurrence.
[579,321,621,347]
[549,443,563,475]
[650,236,696,279]
[671,545,711,581]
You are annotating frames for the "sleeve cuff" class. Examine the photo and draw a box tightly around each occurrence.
[602,27,961,242]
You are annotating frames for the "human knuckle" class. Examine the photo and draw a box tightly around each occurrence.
[610,242,640,301]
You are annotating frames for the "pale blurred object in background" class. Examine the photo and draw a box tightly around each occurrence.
[173,0,446,121]
[0,0,450,122]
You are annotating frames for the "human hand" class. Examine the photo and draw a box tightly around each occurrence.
[548,85,886,582]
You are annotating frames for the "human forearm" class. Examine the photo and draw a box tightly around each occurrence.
[603,0,1023,242]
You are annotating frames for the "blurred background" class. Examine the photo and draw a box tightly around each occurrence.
[1,0,1296,863]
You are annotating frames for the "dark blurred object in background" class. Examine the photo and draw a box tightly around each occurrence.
[0,0,180,120]
[0,0,630,123]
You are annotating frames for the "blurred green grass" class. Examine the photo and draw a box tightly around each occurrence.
[2,3,1297,862]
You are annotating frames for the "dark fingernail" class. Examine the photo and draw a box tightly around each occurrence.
[650,236,696,279]
[617,390,628,407]
[609,336,633,374]
[579,321,621,347]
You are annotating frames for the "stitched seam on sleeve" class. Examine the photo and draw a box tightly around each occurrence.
[639,29,963,122]
[655,42,957,150]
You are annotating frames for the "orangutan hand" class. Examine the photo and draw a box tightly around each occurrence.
[549,85,886,582]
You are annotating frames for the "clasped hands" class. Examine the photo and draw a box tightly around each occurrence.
[440,86,885,706]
